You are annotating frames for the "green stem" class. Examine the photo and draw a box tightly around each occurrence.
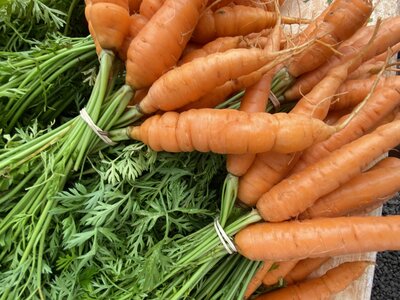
[270,67,295,99]
[64,0,81,35]
[114,105,143,128]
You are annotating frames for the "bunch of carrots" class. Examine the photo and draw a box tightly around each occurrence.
[2,0,400,298]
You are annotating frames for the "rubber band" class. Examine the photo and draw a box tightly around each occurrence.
[80,108,116,146]
[214,218,237,255]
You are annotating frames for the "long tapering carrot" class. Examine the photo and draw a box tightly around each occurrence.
[115,109,335,154]
[238,59,353,206]
[244,261,275,300]
[256,119,400,222]
[284,16,400,101]
[331,76,400,111]
[262,260,298,286]
[299,157,400,219]
[284,257,331,285]
[86,0,131,52]
[191,5,309,44]
[292,87,400,174]
[125,0,207,89]
[236,215,400,261]
[254,261,370,299]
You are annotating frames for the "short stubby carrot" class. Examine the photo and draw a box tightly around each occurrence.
[292,87,400,174]
[191,5,309,44]
[125,0,208,89]
[254,261,370,300]
[119,109,335,154]
[235,215,400,261]
[284,257,331,285]
[256,119,400,222]
[86,0,131,52]
[299,157,400,219]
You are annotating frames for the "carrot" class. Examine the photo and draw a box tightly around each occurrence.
[284,16,400,101]
[346,61,386,80]
[262,260,298,286]
[129,0,142,13]
[128,88,149,106]
[284,257,331,285]
[226,73,274,176]
[238,60,353,206]
[86,0,131,52]
[255,119,400,223]
[134,45,306,115]
[125,0,208,89]
[178,36,248,65]
[118,14,148,60]
[244,261,275,299]
[331,76,400,111]
[191,5,309,44]
[283,0,373,79]
[292,87,400,174]
[139,0,164,19]
[323,110,352,125]
[299,157,400,219]
[236,215,400,261]
[254,261,370,300]
[116,109,335,154]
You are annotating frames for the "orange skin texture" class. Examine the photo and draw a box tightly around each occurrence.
[87,0,131,52]
[285,16,400,101]
[299,157,400,219]
[244,261,275,300]
[254,261,369,300]
[118,14,148,60]
[238,62,350,206]
[286,0,372,77]
[331,76,400,111]
[139,0,165,19]
[292,87,400,174]
[128,0,142,13]
[255,119,400,222]
[235,216,400,261]
[284,257,331,285]
[138,47,283,114]
[192,5,307,44]
[262,260,298,286]
[226,71,274,176]
[128,109,335,154]
[126,0,207,89]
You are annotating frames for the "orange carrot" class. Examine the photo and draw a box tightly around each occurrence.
[299,157,400,219]
[129,0,142,13]
[86,0,131,52]
[262,260,298,286]
[254,261,369,299]
[244,261,275,300]
[331,76,400,111]
[139,0,164,19]
[191,5,309,44]
[118,14,148,60]
[284,257,331,285]
[292,87,400,174]
[238,60,353,206]
[125,0,208,89]
[119,109,335,154]
[128,88,149,106]
[323,110,352,125]
[236,215,400,261]
[255,119,400,223]
[284,16,400,101]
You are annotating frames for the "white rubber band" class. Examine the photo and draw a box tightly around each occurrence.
[214,218,237,255]
[80,108,116,146]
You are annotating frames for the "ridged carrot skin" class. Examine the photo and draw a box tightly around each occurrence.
[254,261,370,299]
[127,109,335,154]
[139,0,164,19]
[192,5,309,44]
[292,87,400,174]
[118,14,148,60]
[262,260,298,286]
[284,257,331,285]
[125,0,207,89]
[256,120,400,222]
[235,216,400,261]
[299,157,400,219]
